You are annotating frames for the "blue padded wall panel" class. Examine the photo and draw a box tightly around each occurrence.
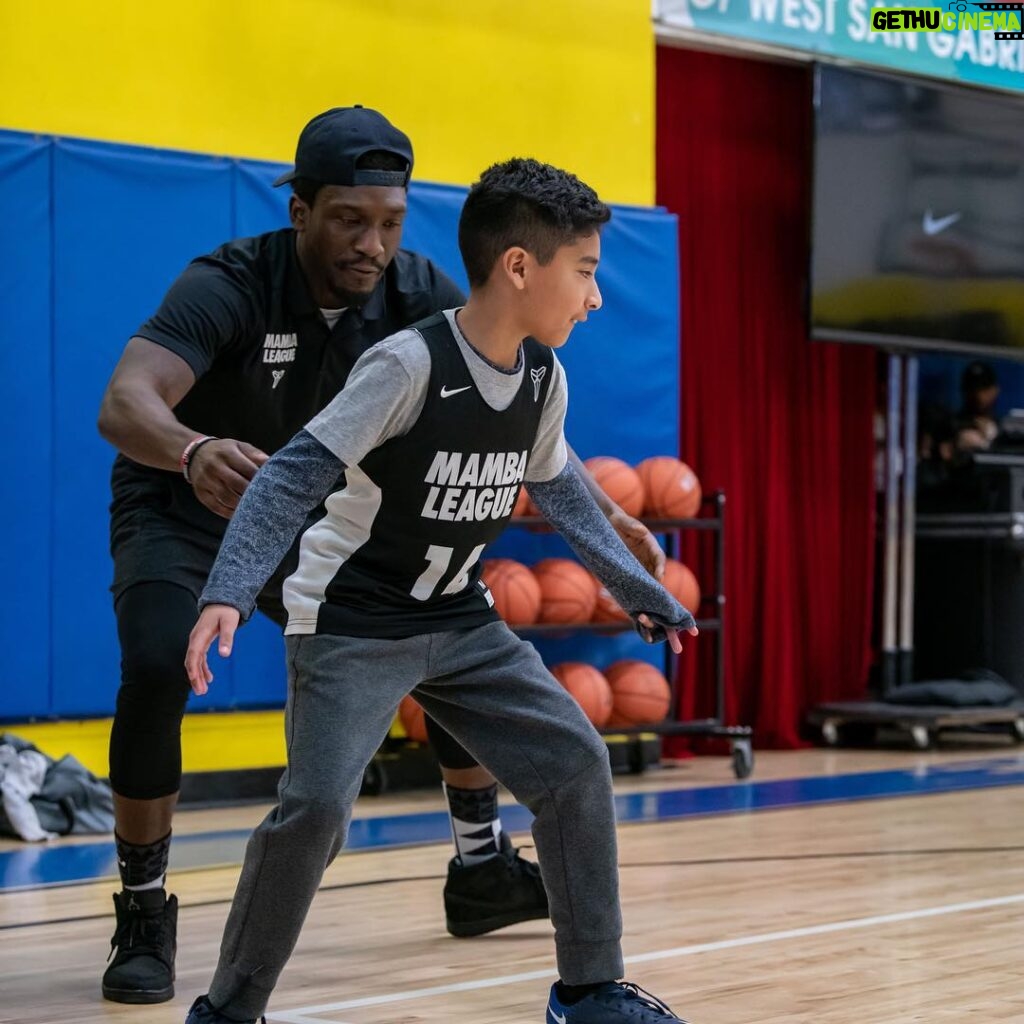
[403,182,469,293]
[234,160,290,240]
[563,205,680,463]
[50,140,234,716]
[0,134,53,719]
[228,613,287,708]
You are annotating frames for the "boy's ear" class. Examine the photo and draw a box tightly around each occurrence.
[289,194,309,232]
[501,247,529,290]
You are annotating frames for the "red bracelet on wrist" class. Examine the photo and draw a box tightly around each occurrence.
[180,435,217,484]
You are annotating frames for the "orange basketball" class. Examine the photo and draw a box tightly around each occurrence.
[480,558,542,625]
[592,584,630,624]
[584,456,645,519]
[398,695,429,743]
[605,660,672,726]
[551,661,613,727]
[533,558,599,623]
[636,456,702,519]
[662,558,702,616]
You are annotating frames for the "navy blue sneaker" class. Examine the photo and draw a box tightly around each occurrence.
[184,995,265,1024]
[545,982,690,1023]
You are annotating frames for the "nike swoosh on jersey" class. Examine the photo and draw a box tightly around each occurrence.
[440,384,473,398]
[922,209,961,236]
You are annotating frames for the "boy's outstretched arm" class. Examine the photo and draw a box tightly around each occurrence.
[199,429,344,616]
[565,445,666,581]
[526,463,697,649]
[185,429,344,692]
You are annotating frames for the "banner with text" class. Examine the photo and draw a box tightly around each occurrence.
[655,0,1024,91]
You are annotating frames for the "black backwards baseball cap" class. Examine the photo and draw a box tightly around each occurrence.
[272,105,413,188]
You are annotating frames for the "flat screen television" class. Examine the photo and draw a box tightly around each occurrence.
[810,64,1024,360]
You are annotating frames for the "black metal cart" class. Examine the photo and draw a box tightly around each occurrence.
[513,491,755,779]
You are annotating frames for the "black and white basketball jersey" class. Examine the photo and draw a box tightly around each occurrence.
[283,312,554,638]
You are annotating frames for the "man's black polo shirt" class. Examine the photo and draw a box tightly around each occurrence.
[110,227,465,544]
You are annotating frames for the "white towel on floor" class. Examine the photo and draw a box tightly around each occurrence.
[0,744,56,841]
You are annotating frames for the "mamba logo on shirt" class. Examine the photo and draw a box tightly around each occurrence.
[421,450,527,522]
[262,333,298,364]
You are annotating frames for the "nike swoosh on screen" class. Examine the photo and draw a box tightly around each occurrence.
[922,210,961,236]
[440,385,473,398]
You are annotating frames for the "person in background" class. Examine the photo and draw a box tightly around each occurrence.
[955,360,1000,453]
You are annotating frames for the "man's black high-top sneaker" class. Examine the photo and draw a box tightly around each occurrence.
[101,888,177,1003]
[444,831,549,937]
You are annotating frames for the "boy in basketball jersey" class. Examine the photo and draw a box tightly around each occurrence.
[183,158,696,1024]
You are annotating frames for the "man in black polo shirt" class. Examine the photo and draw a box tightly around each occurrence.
[97,106,665,1006]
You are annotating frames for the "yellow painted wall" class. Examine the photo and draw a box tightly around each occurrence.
[7,714,652,777]
[0,0,654,204]
[8,714,288,777]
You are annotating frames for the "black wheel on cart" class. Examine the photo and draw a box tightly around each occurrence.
[821,719,840,746]
[909,724,933,750]
[820,719,877,748]
[627,738,647,775]
[731,739,754,779]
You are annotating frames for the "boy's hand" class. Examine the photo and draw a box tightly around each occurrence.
[185,604,241,695]
[637,612,699,653]
[607,508,666,580]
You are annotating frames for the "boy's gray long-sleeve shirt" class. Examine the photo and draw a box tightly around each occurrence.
[200,432,694,640]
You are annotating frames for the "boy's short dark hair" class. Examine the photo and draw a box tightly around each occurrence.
[458,158,611,287]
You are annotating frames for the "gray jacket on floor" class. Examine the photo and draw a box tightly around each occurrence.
[0,733,114,840]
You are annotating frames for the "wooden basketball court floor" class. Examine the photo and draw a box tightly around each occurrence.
[3,746,1024,1024]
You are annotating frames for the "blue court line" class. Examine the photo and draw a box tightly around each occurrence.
[3,755,1023,892]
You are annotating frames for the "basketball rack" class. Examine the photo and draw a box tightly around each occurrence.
[512,491,755,779]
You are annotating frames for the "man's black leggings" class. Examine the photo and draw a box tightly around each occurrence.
[109,580,478,799]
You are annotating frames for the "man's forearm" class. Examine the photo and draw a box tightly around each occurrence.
[98,382,200,471]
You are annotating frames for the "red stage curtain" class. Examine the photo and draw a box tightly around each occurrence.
[656,46,877,748]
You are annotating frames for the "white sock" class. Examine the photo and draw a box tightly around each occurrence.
[124,875,165,892]
[451,816,502,866]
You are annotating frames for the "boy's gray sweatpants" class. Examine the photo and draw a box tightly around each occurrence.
[207,620,624,1019]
